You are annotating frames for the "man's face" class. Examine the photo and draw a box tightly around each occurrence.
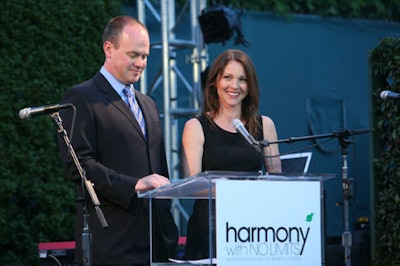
[104,24,150,85]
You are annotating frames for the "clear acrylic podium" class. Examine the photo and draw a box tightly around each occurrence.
[138,171,334,266]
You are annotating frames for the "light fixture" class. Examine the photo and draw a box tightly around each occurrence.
[198,4,250,46]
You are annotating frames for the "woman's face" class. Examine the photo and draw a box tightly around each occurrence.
[216,60,248,109]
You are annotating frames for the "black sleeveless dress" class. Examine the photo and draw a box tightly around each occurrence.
[183,114,263,260]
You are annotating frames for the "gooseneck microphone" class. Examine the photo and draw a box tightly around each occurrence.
[380,90,400,100]
[232,118,262,153]
[19,104,71,119]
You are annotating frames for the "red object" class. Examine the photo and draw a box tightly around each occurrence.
[178,236,187,245]
[38,241,75,251]
[38,241,75,259]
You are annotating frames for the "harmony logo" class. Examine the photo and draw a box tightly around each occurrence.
[224,213,314,256]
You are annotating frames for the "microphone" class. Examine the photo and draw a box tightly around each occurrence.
[380,90,400,100]
[19,104,71,119]
[232,118,262,153]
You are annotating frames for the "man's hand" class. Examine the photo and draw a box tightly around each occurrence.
[135,173,170,192]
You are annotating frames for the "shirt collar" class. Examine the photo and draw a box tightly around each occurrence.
[100,66,134,99]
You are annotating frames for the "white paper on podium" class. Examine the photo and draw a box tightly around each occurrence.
[168,258,217,264]
[216,179,322,266]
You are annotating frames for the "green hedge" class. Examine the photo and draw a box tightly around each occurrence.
[370,36,400,265]
[226,0,400,21]
[0,1,121,264]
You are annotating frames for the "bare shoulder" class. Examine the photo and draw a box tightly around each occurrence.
[183,117,204,140]
[261,115,276,129]
[183,117,202,131]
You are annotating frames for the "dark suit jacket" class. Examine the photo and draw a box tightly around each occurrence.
[57,71,177,265]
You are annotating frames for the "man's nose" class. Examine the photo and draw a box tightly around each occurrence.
[134,56,146,67]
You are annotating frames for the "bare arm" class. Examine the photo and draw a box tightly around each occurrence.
[181,118,204,177]
[262,115,282,173]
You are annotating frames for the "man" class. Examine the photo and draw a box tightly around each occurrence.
[57,16,177,265]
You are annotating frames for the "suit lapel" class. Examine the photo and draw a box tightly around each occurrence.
[135,92,157,141]
[94,72,147,141]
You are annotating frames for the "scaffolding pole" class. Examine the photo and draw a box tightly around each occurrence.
[137,0,208,230]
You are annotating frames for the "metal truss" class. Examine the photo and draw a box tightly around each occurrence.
[137,0,208,228]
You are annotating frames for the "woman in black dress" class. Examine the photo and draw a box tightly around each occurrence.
[181,49,282,260]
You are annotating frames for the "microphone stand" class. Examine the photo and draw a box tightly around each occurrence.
[50,112,108,266]
[258,128,370,147]
[259,128,370,266]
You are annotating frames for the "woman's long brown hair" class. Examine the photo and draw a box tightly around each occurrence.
[202,49,261,136]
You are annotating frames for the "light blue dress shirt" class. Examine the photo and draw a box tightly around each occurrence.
[100,66,133,106]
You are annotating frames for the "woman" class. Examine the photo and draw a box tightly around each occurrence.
[181,49,281,260]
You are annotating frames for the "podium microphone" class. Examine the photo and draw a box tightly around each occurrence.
[232,119,262,153]
[380,90,400,100]
[19,104,71,119]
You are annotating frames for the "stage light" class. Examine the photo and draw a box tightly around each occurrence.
[198,4,250,46]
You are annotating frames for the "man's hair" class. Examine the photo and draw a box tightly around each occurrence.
[102,15,147,48]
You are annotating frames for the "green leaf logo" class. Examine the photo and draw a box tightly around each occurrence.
[306,213,314,222]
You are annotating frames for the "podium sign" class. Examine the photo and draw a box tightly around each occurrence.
[138,172,331,265]
[216,178,322,266]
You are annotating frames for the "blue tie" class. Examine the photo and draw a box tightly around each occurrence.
[123,85,146,138]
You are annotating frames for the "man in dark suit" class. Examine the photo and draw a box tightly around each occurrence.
[57,16,178,265]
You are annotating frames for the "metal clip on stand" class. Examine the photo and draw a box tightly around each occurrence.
[259,128,370,266]
[51,112,108,266]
